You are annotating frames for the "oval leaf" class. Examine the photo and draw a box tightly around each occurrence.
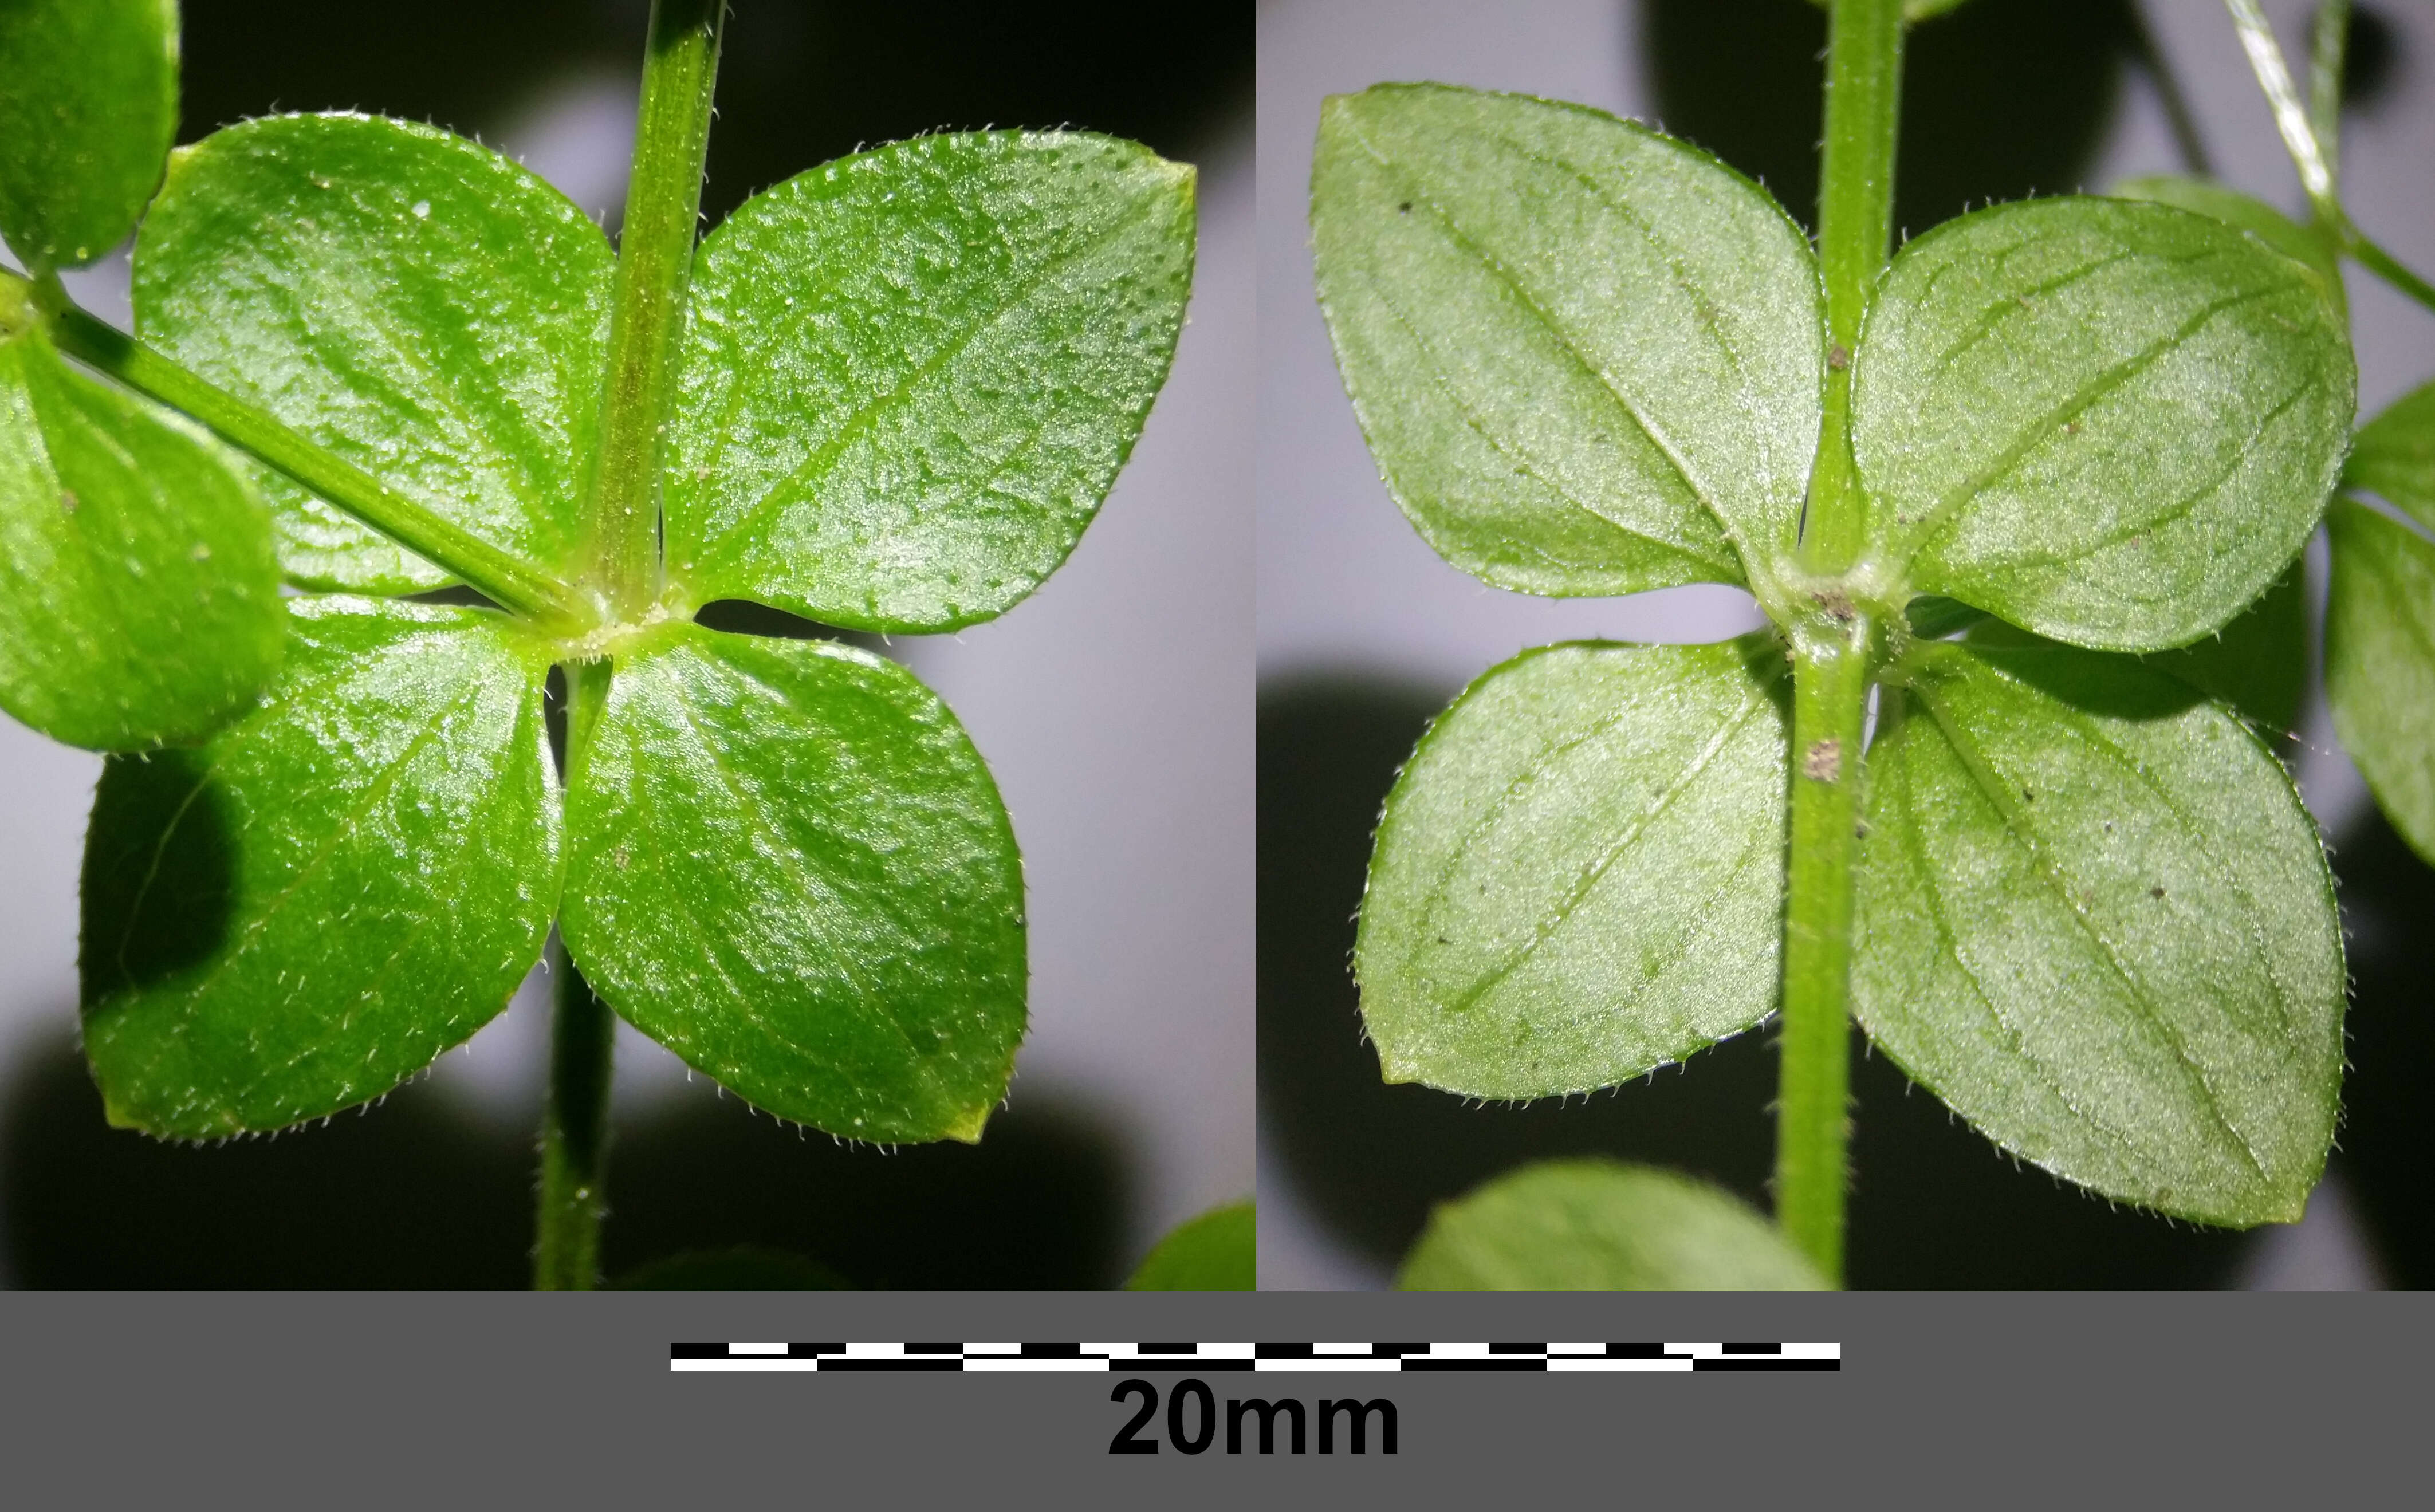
[561,623,1024,1144]
[0,0,177,270]
[80,597,560,1136]
[1356,635,1790,1100]
[0,325,283,749]
[2326,498,2435,864]
[2111,175,2344,315]
[1855,196,2353,652]
[1854,641,2343,1226]
[1125,1202,1256,1291]
[1970,564,2309,734]
[2344,379,2435,533]
[1311,84,1821,600]
[667,131,1195,633]
[1397,1160,1826,1291]
[132,113,613,592]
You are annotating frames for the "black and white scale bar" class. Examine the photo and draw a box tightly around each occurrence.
[670,1341,1839,1372]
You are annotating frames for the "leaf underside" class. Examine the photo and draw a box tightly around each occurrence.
[560,623,1025,1145]
[2110,175,2344,318]
[1358,635,1791,1100]
[1853,641,2342,1226]
[132,112,613,592]
[2325,498,2435,865]
[1970,564,2309,735]
[80,597,559,1137]
[668,130,1195,633]
[0,0,178,271]
[0,326,283,750]
[1310,83,1821,598]
[1397,1159,1826,1291]
[1854,196,2353,653]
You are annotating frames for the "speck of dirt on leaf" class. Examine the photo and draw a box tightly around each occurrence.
[1803,738,1842,783]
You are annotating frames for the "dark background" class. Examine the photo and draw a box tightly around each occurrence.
[1,0,1248,1290]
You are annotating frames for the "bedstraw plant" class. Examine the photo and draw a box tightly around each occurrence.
[1,0,1198,1286]
[1311,0,2364,1287]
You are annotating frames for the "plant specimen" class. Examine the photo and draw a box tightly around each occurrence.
[1,0,1195,1286]
[1309,0,2362,1286]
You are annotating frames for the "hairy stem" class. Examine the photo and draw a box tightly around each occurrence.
[534,932,616,1290]
[535,656,619,1290]
[1775,0,1906,1287]
[582,0,725,620]
[36,288,586,627]
[1800,0,1905,575]
[1777,614,1874,1286]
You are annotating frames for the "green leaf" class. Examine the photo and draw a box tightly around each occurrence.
[2111,175,2344,316]
[1970,563,2310,733]
[2345,379,2435,533]
[1855,196,2353,652]
[0,0,178,270]
[1396,1160,1827,1291]
[0,325,282,750]
[561,623,1024,1144]
[80,597,560,1137]
[2146,562,2307,733]
[667,132,1195,633]
[1853,641,2343,1226]
[1356,635,1791,1100]
[132,113,613,593]
[2325,498,2435,864]
[1124,1202,1256,1291]
[1310,84,1822,600]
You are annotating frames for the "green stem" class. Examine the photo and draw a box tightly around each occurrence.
[534,929,616,1291]
[582,0,724,620]
[1777,614,1874,1287]
[2343,226,2435,316]
[1801,0,1905,575]
[1775,0,1906,1288]
[37,290,586,628]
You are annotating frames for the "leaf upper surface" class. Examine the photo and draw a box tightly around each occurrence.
[2346,379,2435,533]
[80,597,560,1137]
[1124,1202,1256,1291]
[1855,197,2353,652]
[2325,498,2435,865]
[1854,641,2343,1225]
[1356,635,1791,1100]
[0,0,177,270]
[132,113,613,592]
[1311,84,1822,600]
[667,131,1195,633]
[0,328,283,749]
[1396,1159,1826,1291]
[561,623,1025,1144]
